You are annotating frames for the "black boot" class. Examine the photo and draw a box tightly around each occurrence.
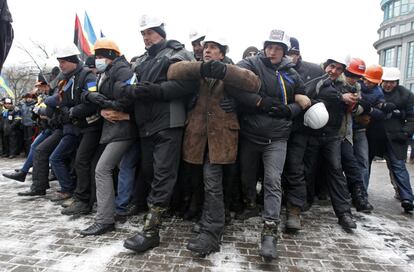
[352,184,374,213]
[3,170,27,182]
[187,232,220,257]
[235,202,259,220]
[401,200,414,213]
[17,189,46,196]
[80,223,114,236]
[123,206,165,252]
[285,203,301,232]
[338,213,357,230]
[260,221,278,262]
[61,200,91,215]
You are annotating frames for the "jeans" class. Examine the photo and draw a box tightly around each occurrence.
[21,130,51,173]
[341,139,366,192]
[200,159,225,242]
[385,142,414,202]
[240,138,287,223]
[49,134,79,194]
[353,130,370,190]
[304,135,352,217]
[115,141,140,214]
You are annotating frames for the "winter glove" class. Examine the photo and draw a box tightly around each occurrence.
[258,97,278,112]
[379,102,397,113]
[135,81,163,99]
[392,132,409,143]
[100,100,124,111]
[391,109,406,119]
[200,61,211,78]
[209,61,227,79]
[86,92,108,105]
[268,103,291,118]
[357,99,372,114]
[220,97,237,113]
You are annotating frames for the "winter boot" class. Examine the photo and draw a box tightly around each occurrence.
[187,232,220,257]
[352,184,374,213]
[401,200,414,213]
[235,202,259,220]
[3,170,27,182]
[285,203,301,232]
[123,206,165,252]
[338,213,357,230]
[260,221,278,262]
[61,199,91,215]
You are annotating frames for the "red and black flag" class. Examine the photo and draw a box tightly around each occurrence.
[74,14,92,60]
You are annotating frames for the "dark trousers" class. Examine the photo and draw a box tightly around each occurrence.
[304,135,352,217]
[223,162,241,212]
[283,132,308,208]
[140,128,183,208]
[31,129,63,191]
[73,130,102,203]
[9,131,21,156]
[200,160,225,242]
[341,139,365,190]
[23,126,34,156]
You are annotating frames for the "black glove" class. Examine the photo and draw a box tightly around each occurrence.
[209,61,227,79]
[268,103,291,118]
[220,97,237,113]
[200,61,211,78]
[136,81,163,99]
[258,97,277,112]
[391,109,406,119]
[357,99,372,114]
[86,92,108,105]
[100,100,123,111]
[379,102,397,113]
[392,132,409,143]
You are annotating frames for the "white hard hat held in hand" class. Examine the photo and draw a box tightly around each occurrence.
[304,102,329,129]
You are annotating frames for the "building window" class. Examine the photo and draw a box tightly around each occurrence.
[384,48,395,67]
[385,28,390,37]
[391,26,397,35]
[400,24,405,33]
[394,0,401,17]
[406,42,414,77]
[397,46,402,67]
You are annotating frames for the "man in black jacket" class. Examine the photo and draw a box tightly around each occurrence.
[122,15,197,253]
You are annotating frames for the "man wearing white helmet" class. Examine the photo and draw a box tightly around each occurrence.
[189,30,205,61]
[368,67,414,213]
[166,35,260,256]
[231,29,307,261]
[120,15,197,253]
[302,57,357,231]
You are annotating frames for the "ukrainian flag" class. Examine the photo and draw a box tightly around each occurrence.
[87,81,97,92]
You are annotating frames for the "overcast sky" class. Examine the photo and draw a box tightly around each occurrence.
[4,0,383,69]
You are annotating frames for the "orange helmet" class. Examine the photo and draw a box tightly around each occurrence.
[93,38,121,55]
[363,65,383,84]
[346,58,366,76]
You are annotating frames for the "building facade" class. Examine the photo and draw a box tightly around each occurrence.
[374,0,414,90]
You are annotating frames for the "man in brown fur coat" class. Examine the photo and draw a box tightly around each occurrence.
[167,35,261,256]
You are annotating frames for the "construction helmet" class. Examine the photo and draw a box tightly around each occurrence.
[201,35,229,53]
[382,67,401,81]
[263,29,290,52]
[363,65,383,84]
[138,15,164,32]
[346,58,366,76]
[55,43,80,59]
[189,29,205,43]
[326,55,347,69]
[304,102,329,129]
[93,38,121,55]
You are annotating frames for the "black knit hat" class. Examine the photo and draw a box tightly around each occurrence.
[85,55,96,68]
[94,48,119,60]
[150,26,166,39]
[289,37,300,53]
[57,55,80,64]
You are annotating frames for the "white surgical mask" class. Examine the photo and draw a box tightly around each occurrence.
[95,58,108,72]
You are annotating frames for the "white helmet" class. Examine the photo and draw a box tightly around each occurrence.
[264,29,290,51]
[201,35,229,53]
[326,55,348,68]
[139,15,164,32]
[382,67,401,81]
[189,29,205,43]
[304,102,329,129]
[55,44,80,59]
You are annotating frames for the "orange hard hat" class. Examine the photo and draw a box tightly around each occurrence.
[363,65,383,84]
[93,38,121,56]
[346,58,366,76]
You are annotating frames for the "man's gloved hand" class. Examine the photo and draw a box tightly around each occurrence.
[357,99,372,114]
[86,92,108,105]
[268,103,291,118]
[220,97,237,113]
[136,81,163,99]
[391,109,406,119]
[200,61,211,78]
[258,96,277,112]
[379,102,397,113]
[209,60,227,79]
[100,100,123,111]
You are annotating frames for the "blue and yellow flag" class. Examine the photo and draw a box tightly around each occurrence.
[0,75,15,98]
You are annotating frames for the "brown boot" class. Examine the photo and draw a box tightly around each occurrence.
[285,203,301,232]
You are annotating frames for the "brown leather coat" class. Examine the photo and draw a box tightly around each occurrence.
[167,61,260,165]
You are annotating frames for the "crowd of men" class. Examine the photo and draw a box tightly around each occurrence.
[1,15,414,262]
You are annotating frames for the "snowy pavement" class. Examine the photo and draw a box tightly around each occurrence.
[0,158,413,272]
